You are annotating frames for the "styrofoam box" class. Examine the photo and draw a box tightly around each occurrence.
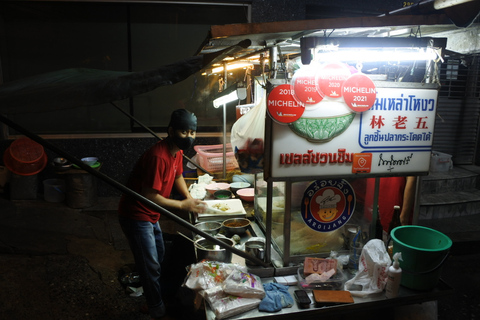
[430,151,453,172]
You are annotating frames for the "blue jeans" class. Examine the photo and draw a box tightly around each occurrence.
[119,216,166,318]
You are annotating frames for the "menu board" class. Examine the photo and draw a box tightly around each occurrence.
[266,63,438,179]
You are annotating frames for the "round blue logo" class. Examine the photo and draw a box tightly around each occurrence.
[301,179,356,232]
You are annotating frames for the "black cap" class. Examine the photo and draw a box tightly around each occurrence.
[168,109,197,131]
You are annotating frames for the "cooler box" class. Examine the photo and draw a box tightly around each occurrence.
[430,151,453,172]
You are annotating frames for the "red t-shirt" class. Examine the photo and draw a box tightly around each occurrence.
[118,139,183,223]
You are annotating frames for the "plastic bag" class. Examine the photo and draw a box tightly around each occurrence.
[201,286,261,320]
[344,239,392,297]
[230,96,266,173]
[223,270,266,299]
[184,261,247,291]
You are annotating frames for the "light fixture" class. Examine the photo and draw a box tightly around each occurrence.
[300,37,445,65]
[315,47,439,63]
[212,82,247,178]
[203,62,254,75]
[213,84,247,108]
[434,0,475,9]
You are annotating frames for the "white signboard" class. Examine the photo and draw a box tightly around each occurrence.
[269,85,438,178]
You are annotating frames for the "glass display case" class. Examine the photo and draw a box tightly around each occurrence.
[253,172,383,269]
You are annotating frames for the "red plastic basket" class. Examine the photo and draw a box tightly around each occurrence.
[4,138,47,176]
[9,138,44,163]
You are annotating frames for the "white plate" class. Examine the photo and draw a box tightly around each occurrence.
[196,199,247,221]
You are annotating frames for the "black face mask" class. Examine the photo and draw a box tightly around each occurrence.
[172,135,194,151]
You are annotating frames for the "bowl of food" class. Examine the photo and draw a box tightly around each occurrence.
[213,189,233,200]
[222,218,250,236]
[81,157,98,166]
[236,188,255,202]
[194,221,222,236]
[205,182,230,195]
[229,181,251,195]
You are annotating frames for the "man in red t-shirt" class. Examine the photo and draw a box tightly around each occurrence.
[358,176,417,232]
[118,109,205,319]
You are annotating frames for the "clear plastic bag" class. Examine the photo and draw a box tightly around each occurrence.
[202,286,261,320]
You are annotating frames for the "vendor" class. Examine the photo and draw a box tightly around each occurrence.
[118,108,206,320]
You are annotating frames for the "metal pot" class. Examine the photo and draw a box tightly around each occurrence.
[194,221,222,236]
[244,237,266,266]
[194,236,235,263]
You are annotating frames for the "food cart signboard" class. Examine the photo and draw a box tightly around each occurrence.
[267,77,438,178]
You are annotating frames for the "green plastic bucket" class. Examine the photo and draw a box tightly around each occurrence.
[391,225,452,291]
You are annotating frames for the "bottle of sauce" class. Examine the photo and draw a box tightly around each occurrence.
[375,206,383,240]
[388,205,402,235]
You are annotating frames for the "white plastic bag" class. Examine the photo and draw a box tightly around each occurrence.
[223,270,265,299]
[230,96,266,173]
[344,239,392,297]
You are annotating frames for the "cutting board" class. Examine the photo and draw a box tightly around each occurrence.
[196,198,246,222]
[312,290,354,307]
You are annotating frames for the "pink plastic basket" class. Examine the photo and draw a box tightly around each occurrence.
[194,144,239,172]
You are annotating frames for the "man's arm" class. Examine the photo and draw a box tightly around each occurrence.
[400,176,417,225]
[141,178,205,214]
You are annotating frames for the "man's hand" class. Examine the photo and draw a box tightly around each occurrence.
[180,198,206,213]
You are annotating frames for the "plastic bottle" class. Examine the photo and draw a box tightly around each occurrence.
[385,252,403,298]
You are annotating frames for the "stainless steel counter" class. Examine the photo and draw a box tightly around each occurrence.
[204,277,453,320]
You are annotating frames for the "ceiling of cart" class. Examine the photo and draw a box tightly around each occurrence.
[198,13,480,64]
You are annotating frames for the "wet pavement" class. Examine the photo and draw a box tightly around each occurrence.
[0,196,479,320]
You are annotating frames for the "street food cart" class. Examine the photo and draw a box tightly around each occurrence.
[190,13,461,319]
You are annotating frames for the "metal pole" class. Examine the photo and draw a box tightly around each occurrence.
[222,62,227,179]
[223,102,227,179]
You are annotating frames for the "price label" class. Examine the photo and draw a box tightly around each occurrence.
[316,63,351,98]
[267,84,305,124]
[342,73,377,112]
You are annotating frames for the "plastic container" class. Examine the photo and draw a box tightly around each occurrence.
[3,138,47,176]
[194,144,239,172]
[43,179,66,203]
[391,226,452,291]
[297,265,347,290]
[430,151,453,172]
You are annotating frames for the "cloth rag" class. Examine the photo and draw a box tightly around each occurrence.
[258,283,294,312]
